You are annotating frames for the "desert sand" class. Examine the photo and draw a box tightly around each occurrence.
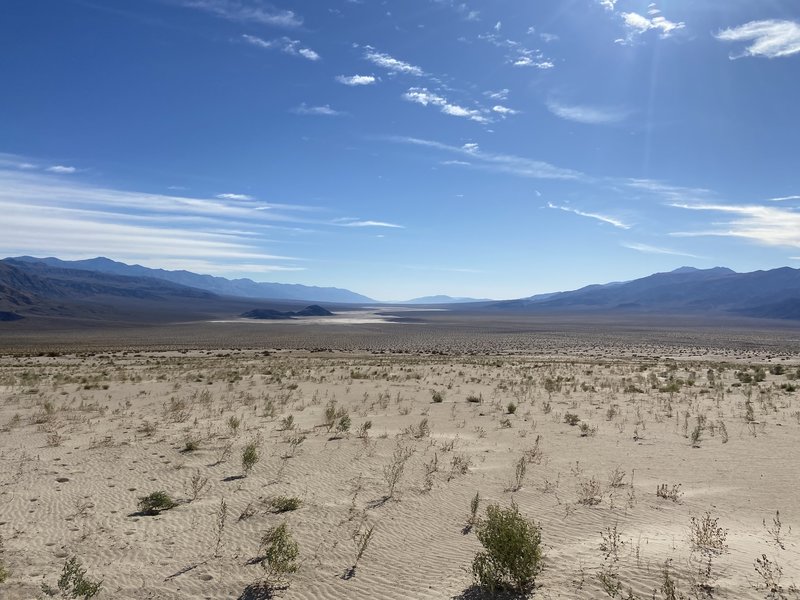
[1,325,799,599]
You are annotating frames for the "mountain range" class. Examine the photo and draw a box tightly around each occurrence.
[490,266,800,319]
[9,256,374,304]
[1,257,800,324]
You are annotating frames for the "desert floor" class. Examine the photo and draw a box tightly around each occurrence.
[1,325,800,599]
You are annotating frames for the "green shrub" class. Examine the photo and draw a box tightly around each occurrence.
[431,390,444,403]
[137,491,176,515]
[242,441,259,476]
[472,502,543,594]
[0,560,9,583]
[268,496,302,513]
[506,402,517,415]
[564,412,580,426]
[56,556,102,598]
[259,522,299,586]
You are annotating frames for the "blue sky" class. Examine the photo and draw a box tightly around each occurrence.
[1,0,799,300]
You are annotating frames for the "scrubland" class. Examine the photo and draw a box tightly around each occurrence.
[1,346,799,599]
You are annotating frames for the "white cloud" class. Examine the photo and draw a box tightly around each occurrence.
[478,32,554,69]
[598,0,617,11]
[622,242,700,258]
[291,103,343,116]
[626,178,713,203]
[339,219,404,228]
[513,56,554,69]
[0,172,308,268]
[242,34,320,61]
[390,137,583,180]
[485,89,509,101]
[183,0,302,27]
[403,88,489,124]
[547,202,630,229]
[769,195,800,202]
[620,9,684,39]
[336,74,376,86]
[46,165,77,174]
[364,49,424,75]
[670,202,800,248]
[216,193,254,201]
[715,20,800,59]
[492,105,519,115]
[547,100,627,124]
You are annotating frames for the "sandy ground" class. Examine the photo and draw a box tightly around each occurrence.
[1,345,799,599]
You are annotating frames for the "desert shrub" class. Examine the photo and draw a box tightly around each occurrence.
[690,512,728,555]
[468,492,481,527]
[259,522,299,586]
[472,502,543,594]
[242,441,259,476]
[431,390,444,403]
[357,420,372,438]
[656,483,683,503]
[182,438,199,453]
[0,560,9,583]
[137,491,176,515]
[507,401,517,415]
[577,477,602,505]
[336,413,352,434]
[466,394,482,403]
[50,556,102,599]
[268,496,302,513]
[564,412,580,426]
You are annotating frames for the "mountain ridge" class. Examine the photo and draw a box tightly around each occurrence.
[10,256,374,304]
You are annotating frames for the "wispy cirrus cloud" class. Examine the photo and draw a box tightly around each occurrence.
[335,218,404,229]
[45,165,78,174]
[291,103,343,116]
[403,88,489,124]
[478,31,554,69]
[216,193,254,200]
[715,20,800,59]
[336,74,376,86]
[769,195,800,202]
[389,137,583,180]
[0,169,306,269]
[622,242,700,258]
[625,178,713,203]
[183,0,302,27]
[0,162,396,275]
[547,100,627,124]
[363,48,424,76]
[670,202,800,248]
[242,34,320,61]
[547,202,630,229]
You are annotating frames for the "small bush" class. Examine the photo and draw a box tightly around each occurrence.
[268,496,302,513]
[466,394,482,404]
[0,560,9,583]
[56,556,102,598]
[472,502,543,594]
[137,491,176,515]
[259,522,299,586]
[564,413,580,426]
[656,483,683,503]
[242,441,259,476]
[506,402,517,415]
[431,390,444,403]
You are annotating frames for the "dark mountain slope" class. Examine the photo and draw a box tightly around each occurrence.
[12,256,373,304]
